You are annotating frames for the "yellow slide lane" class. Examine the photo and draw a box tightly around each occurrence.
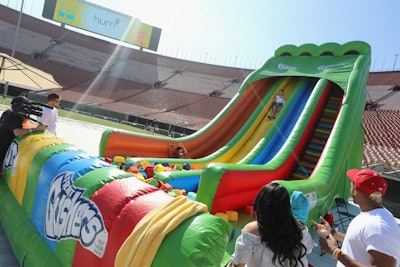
[115,196,208,267]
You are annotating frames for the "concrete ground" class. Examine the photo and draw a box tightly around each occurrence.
[0,111,399,266]
[57,116,108,156]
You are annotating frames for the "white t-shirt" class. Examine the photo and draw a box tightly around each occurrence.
[337,207,400,267]
[40,107,58,135]
[275,94,285,104]
[231,227,313,267]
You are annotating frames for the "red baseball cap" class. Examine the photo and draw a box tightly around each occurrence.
[346,169,387,197]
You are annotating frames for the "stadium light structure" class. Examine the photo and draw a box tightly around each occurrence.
[11,0,25,57]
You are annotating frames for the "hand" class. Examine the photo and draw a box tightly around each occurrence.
[35,125,47,132]
[319,235,338,255]
[312,216,332,237]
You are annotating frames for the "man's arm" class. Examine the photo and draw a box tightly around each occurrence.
[367,250,398,267]
[320,236,398,267]
[333,248,397,267]
[14,125,47,136]
[330,228,345,243]
[312,216,345,242]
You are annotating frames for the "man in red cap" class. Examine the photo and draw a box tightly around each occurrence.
[312,168,400,267]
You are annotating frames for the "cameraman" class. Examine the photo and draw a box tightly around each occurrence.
[0,96,47,174]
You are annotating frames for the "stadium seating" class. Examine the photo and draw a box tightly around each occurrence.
[0,5,399,168]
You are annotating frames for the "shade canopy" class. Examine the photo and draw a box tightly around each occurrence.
[0,53,62,91]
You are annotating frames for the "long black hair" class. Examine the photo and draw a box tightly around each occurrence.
[252,183,307,267]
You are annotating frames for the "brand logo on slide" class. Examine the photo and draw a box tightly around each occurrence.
[3,140,19,176]
[278,63,297,71]
[45,171,108,258]
[317,63,344,70]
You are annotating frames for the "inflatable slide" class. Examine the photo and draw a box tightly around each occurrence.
[0,41,371,267]
[100,41,371,224]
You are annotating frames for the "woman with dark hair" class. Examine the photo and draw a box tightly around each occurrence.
[228,183,313,267]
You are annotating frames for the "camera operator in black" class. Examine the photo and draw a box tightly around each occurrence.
[0,96,47,174]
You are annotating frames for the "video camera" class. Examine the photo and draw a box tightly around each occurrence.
[11,96,53,122]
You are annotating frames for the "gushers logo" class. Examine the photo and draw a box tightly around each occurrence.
[45,171,108,258]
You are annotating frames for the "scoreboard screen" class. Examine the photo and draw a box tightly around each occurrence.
[42,0,161,51]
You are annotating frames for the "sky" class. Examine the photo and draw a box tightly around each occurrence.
[2,0,400,71]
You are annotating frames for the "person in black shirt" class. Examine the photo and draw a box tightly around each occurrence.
[0,96,47,174]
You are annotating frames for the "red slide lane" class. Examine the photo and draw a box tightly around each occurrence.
[102,78,276,159]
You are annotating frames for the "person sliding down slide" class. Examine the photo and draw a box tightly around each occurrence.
[268,90,285,120]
